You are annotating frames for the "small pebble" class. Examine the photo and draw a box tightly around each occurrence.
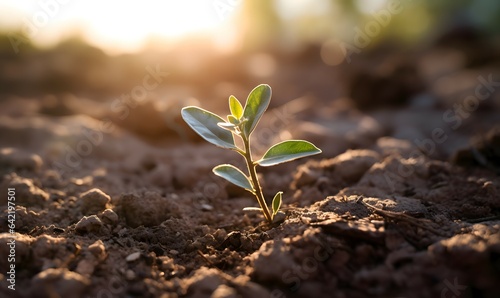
[169,250,179,255]
[0,147,43,172]
[100,209,119,225]
[88,240,106,260]
[213,229,227,242]
[126,269,136,280]
[201,203,214,211]
[75,215,103,234]
[126,252,141,262]
[80,188,111,215]
[2,174,49,207]
[121,191,179,227]
[31,268,90,297]
[273,211,286,224]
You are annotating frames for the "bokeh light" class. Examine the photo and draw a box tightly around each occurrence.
[0,0,240,53]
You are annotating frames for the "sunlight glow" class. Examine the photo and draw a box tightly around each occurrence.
[0,0,241,53]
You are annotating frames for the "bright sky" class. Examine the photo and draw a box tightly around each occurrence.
[0,0,242,53]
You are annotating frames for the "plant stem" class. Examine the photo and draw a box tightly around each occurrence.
[242,136,273,222]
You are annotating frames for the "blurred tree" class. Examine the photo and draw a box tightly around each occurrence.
[235,0,499,52]
[0,30,36,58]
[238,0,282,50]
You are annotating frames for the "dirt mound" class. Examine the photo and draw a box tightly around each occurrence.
[0,99,499,297]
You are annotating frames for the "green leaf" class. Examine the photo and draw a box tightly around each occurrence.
[213,164,254,192]
[242,84,272,136]
[257,140,322,167]
[272,191,282,216]
[229,95,243,119]
[181,106,236,149]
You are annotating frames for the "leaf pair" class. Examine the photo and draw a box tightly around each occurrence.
[181,84,272,148]
[243,191,282,217]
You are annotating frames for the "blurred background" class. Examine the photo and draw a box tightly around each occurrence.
[0,0,499,163]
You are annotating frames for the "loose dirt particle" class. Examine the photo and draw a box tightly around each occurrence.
[0,147,43,173]
[120,191,180,227]
[75,215,103,234]
[30,268,90,298]
[1,174,49,207]
[99,208,119,225]
[126,252,141,262]
[79,188,111,215]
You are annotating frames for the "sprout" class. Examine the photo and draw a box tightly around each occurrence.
[181,84,321,223]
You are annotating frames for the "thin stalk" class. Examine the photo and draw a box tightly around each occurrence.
[242,136,273,222]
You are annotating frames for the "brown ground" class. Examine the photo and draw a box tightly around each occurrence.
[1,37,500,298]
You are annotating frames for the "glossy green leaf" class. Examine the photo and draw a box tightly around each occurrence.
[272,191,282,216]
[213,164,254,192]
[257,140,322,167]
[229,95,243,119]
[181,106,236,149]
[242,84,272,136]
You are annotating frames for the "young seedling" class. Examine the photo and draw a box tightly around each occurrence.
[181,84,321,223]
